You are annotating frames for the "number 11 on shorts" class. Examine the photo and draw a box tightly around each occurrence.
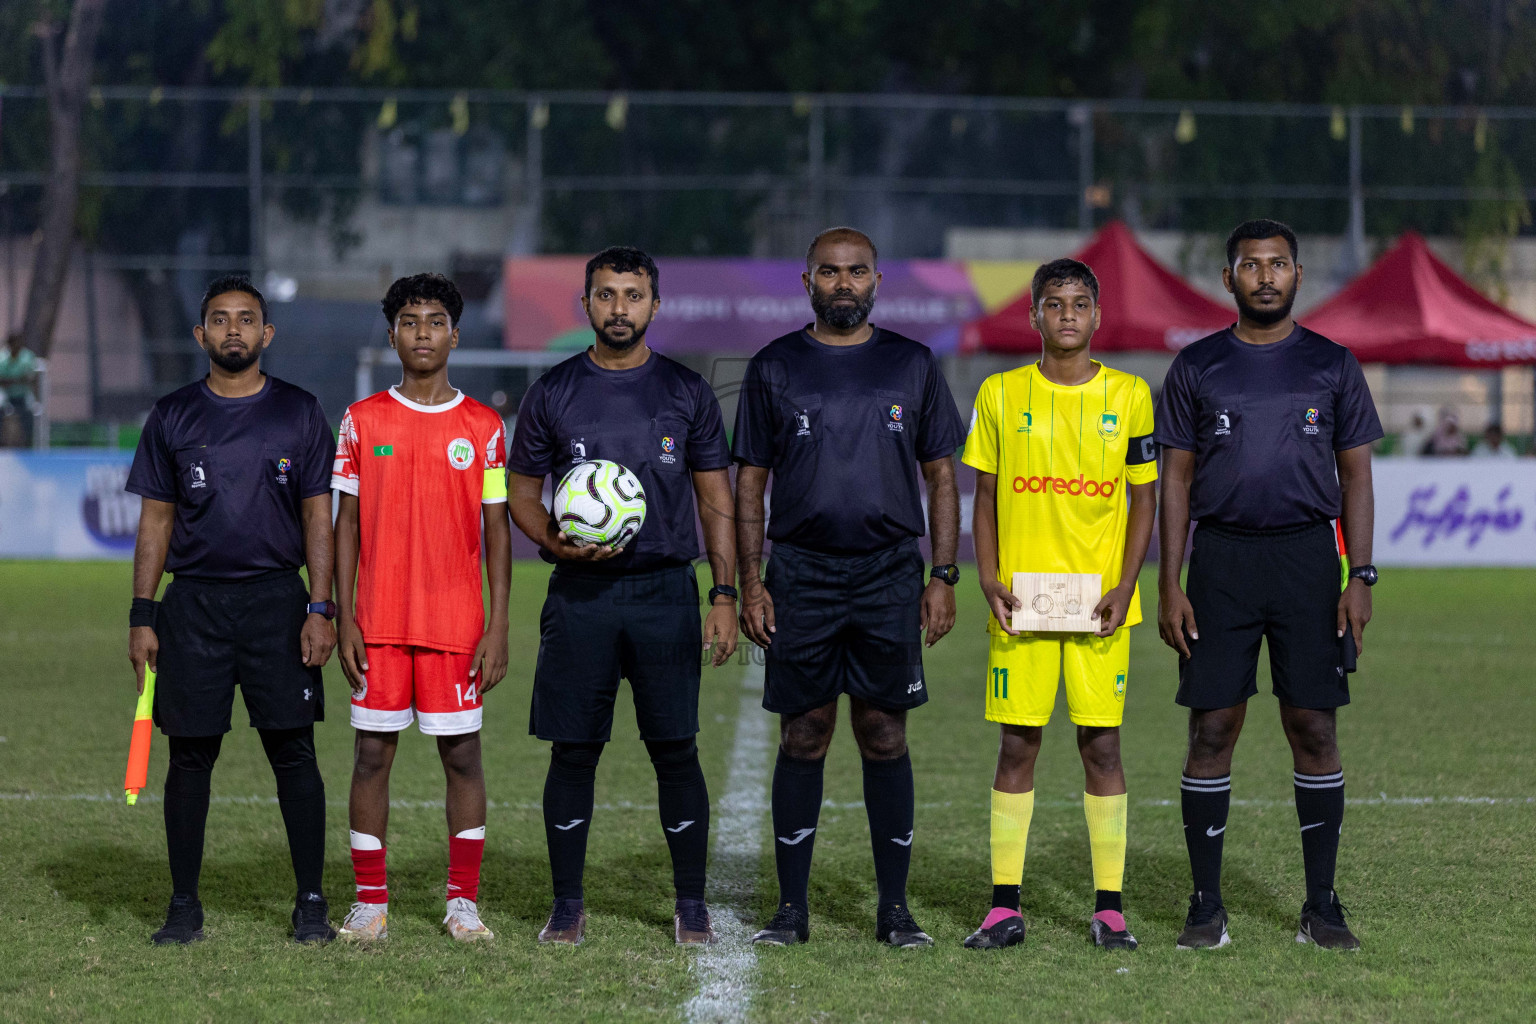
[992,667,1008,699]
[454,682,477,706]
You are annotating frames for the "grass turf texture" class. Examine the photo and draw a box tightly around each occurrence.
[0,561,1531,1023]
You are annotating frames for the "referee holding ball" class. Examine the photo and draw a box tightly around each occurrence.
[507,246,738,947]
[1156,220,1382,952]
[736,227,965,948]
[127,275,339,945]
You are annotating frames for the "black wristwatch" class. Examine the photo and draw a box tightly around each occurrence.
[707,584,739,605]
[930,564,960,586]
[306,600,338,620]
[1347,565,1378,587]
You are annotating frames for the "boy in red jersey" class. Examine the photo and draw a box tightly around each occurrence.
[331,274,511,943]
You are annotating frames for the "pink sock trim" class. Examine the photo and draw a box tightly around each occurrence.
[982,907,1023,929]
[1093,909,1127,932]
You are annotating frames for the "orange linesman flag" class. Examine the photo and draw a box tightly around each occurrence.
[124,667,156,805]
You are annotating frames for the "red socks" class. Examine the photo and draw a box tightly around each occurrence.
[351,845,388,904]
[447,830,485,904]
[351,828,484,904]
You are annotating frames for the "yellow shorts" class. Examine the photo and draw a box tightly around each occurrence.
[985,628,1131,728]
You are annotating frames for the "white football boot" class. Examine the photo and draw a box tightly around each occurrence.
[444,897,494,942]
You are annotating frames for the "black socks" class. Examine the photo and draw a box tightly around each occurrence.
[861,752,915,911]
[770,750,825,910]
[647,738,710,901]
[164,734,222,898]
[1294,770,1345,907]
[543,742,602,900]
[1180,772,1231,901]
[259,727,325,896]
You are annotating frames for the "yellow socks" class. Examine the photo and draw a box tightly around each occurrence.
[1083,791,1128,893]
[989,788,1035,885]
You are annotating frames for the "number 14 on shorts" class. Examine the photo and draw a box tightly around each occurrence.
[454,682,477,706]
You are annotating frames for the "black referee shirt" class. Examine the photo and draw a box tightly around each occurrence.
[733,326,965,555]
[1154,325,1383,531]
[126,376,335,579]
[507,348,732,574]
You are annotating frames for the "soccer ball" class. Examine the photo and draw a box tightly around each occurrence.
[552,459,647,547]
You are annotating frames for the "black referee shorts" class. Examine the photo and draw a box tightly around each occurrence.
[154,571,324,736]
[1177,521,1350,712]
[763,539,928,715]
[530,564,702,743]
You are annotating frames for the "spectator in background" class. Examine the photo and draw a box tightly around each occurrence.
[1398,407,1432,458]
[1424,407,1468,456]
[1469,422,1519,459]
[0,332,40,447]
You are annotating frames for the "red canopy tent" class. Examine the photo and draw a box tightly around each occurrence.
[1300,232,1536,367]
[961,220,1233,354]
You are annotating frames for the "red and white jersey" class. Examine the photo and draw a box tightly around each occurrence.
[333,387,507,653]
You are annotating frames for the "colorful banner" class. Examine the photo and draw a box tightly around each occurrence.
[0,451,139,558]
[5,453,1531,567]
[503,257,1036,354]
[1372,458,1536,566]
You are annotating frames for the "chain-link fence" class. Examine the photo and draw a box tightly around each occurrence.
[0,86,1532,437]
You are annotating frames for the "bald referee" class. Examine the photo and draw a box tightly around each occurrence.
[736,227,964,947]
[127,275,338,945]
[1156,220,1382,951]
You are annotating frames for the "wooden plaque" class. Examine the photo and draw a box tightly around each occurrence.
[1010,572,1103,633]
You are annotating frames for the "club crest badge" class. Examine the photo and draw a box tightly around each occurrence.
[1098,411,1120,440]
[446,437,475,470]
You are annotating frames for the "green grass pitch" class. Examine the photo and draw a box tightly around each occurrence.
[1,561,1533,1022]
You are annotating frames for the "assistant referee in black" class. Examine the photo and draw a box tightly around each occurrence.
[1156,220,1382,952]
[736,227,964,948]
[127,275,338,945]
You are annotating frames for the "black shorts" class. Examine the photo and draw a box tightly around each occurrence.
[530,564,702,743]
[1177,521,1350,711]
[154,571,324,736]
[763,539,927,715]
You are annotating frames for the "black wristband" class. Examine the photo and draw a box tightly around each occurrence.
[130,597,159,629]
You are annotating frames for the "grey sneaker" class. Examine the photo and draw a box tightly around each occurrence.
[537,898,586,945]
[876,904,933,948]
[1176,891,1230,949]
[1297,892,1360,950]
[751,903,809,945]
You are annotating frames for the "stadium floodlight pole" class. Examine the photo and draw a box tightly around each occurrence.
[123,667,155,805]
[247,92,265,288]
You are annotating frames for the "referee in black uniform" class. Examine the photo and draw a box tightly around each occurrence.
[127,276,339,945]
[507,246,738,947]
[1155,220,1382,952]
[736,227,965,948]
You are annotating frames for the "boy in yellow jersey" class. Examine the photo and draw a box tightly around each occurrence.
[961,258,1157,951]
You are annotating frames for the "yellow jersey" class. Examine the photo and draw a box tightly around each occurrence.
[963,361,1158,633]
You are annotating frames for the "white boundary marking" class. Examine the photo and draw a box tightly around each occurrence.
[683,662,771,1024]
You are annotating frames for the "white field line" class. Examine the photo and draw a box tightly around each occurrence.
[683,663,771,1024]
